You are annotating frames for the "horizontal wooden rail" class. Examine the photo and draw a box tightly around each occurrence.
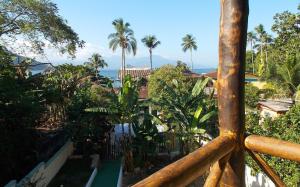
[247,149,286,187]
[245,135,300,162]
[132,135,235,187]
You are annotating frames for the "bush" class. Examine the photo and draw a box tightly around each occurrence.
[245,84,260,108]
[245,105,300,186]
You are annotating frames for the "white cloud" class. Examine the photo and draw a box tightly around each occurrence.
[2,38,115,65]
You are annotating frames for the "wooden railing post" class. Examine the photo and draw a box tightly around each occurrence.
[218,0,249,186]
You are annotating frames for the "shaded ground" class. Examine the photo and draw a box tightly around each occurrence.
[91,159,121,187]
[48,157,92,187]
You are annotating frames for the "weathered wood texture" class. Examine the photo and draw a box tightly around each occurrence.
[218,0,249,186]
[247,150,286,187]
[203,153,231,187]
[245,135,300,162]
[132,136,235,187]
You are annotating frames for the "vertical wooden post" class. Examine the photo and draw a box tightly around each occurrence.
[218,0,249,186]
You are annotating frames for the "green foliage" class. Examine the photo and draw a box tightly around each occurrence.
[66,85,112,156]
[245,84,260,108]
[151,78,217,154]
[246,105,300,186]
[148,64,194,99]
[0,0,84,56]
[181,34,197,52]
[84,53,108,78]
[0,48,46,185]
[108,18,137,83]
[132,113,162,166]
[249,5,300,97]
[141,35,161,69]
[181,34,197,69]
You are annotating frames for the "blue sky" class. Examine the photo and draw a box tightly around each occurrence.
[48,0,299,69]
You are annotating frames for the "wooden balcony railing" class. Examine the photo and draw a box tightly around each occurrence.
[133,0,300,186]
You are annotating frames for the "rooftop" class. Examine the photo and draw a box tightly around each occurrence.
[118,68,152,79]
[258,100,293,112]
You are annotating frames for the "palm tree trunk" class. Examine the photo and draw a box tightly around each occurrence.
[121,48,125,86]
[150,49,153,70]
[190,49,193,71]
[265,47,268,72]
[260,44,263,73]
[123,48,126,82]
[251,41,255,74]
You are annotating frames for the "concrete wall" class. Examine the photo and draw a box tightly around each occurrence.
[5,140,74,187]
[260,106,279,119]
[117,158,124,187]
[85,168,97,187]
[245,165,275,187]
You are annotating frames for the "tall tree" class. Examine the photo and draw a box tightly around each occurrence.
[277,56,300,99]
[0,0,84,57]
[254,24,267,75]
[262,33,273,72]
[181,34,197,71]
[141,35,161,70]
[108,18,137,85]
[84,53,107,78]
[247,32,256,74]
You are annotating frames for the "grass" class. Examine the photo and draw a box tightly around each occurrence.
[48,157,92,187]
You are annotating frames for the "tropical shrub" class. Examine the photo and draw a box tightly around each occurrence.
[245,83,260,108]
[152,78,217,155]
[148,64,194,99]
[245,105,300,186]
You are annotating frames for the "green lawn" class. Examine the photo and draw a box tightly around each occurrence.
[48,157,92,187]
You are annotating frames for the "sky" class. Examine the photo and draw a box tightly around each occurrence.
[39,0,299,69]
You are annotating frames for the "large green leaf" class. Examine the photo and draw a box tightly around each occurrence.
[192,78,210,97]
[199,111,216,123]
[191,106,203,128]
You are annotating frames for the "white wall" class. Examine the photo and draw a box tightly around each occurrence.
[245,165,275,187]
[5,140,74,187]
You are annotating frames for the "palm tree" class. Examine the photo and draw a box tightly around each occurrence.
[141,35,161,70]
[255,24,266,73]
[247,32,256,74]
[262,33,273,72]
[182,34,197,71]
[84,53,107,78]
[277,57,300,100]
[108,18,137,85]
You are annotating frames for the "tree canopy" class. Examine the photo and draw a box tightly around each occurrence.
[0,0,84,57]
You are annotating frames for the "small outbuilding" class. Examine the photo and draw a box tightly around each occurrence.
[258,100,293,119]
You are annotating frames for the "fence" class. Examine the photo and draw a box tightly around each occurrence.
[5,140,74,187]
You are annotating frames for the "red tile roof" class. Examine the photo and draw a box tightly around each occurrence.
[204,71,218,79]
[118,69,152,79]
[203,71,259,80]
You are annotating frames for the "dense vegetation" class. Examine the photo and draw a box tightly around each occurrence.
[246,5,300,99]
[0,0,299,186]
[246,105,300,186]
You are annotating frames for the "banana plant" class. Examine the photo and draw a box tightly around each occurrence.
[152,77,217,154]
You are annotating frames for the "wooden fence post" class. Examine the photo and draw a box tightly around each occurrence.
[218,0,249,186]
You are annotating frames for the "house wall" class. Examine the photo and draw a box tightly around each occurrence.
[245,165,275,187]
[5,140,74,187]
[260,106,279,119]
